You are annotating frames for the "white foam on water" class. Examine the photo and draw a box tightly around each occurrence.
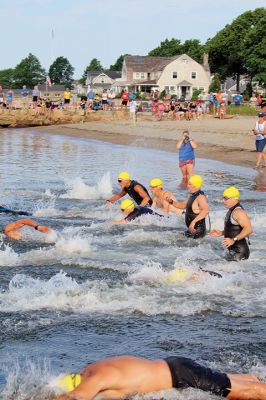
[60,172,112,200]
[0,241,20,267]
[0,358,55,400]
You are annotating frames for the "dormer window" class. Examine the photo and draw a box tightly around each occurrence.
[173,72,177,79]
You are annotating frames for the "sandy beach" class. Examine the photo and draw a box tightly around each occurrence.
[33,114,259,168]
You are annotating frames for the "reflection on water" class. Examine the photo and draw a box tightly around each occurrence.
[0,129,265,399]
[254,168,266,192]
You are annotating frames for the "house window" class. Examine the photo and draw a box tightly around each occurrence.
[164,86,170,93]
[191,72,197,79]
[172,72,177,79]
[101,79,104,83]
[170,86,176,93]
[141,73,145,79]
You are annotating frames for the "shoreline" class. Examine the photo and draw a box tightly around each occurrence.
[30,116,258,169]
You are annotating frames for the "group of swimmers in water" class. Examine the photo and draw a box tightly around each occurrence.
[106,171,253,262]
[1,170,252,265]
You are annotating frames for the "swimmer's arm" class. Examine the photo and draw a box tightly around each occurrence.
[106,189,126,204]
[56,375,103,400]
[209,229,224,237]
[189,196,209,229]
[231,209,253,240]
[134,185,150,206]
[112,219,127,225]
[168,198,187,209]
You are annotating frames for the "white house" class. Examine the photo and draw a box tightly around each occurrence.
[115,53,211,99]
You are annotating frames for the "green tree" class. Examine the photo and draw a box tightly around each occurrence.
[206,8,266,90]
[148,38,183,57]
[80,58,103,84]
[209,74,221,93]
[242,8,266,87]
[109,54,129,71]
[181,39,205,64]
[13,53,45,88]
[0,68,14,87]
[49,56,74,87]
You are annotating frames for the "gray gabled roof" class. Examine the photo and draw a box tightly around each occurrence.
[177,80,192,86]
[87,70,121,79]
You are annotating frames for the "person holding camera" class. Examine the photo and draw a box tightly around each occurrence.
[251,112,266,168]
[176,130,198,186]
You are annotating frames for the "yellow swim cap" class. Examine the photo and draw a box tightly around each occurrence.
[120,198,135,211]
[188,175,203,189]
[165,268,189,283]
[149,178,163,188]
[118,171,130,180]
[223,186,240,200]
[58,373,82,392]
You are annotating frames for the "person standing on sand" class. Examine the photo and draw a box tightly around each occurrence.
[176,130,198,187]
[32,85,39,108]
[7,87,14,109]
[21,85,29,109]
[251,112,266,168]
[63,88,72,109]
[129,98,137,126]
[0,86,4,108]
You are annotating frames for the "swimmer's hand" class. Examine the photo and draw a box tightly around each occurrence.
[37,226,52,234]
[188,221,196,233]
[222,237,235,248]
[209,229,223,237]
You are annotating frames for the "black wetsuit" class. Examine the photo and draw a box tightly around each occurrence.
[184,190,206,239]
[165,356,231,397]
[125,180,152,206]
[0,206,31,216]
[125,206,158,222]
[224,203,250,261]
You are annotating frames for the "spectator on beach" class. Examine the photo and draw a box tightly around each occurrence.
[251,112,266,168]
[129,98,137,126]
[121,89,129,108]
[32,85,39,108]
[219,103,226,119]
[21,85,29,109]
[249,94,258,108]
[216,89,223,106]
[213,95,219,115]
[0,86,4,109]
[7,87,14,109]
[176,130,198,186]
[86,88,95,107]
[101,89,108,111]
[129,91,136,100]
[63,88,72,109]
[156,100,166,121]
[107,89,116,110]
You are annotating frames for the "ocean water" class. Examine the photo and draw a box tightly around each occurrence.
[0,129,265,400]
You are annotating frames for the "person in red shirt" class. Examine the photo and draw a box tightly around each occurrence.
[121,90,129,108]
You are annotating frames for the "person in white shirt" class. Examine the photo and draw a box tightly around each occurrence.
[129,98,137,126]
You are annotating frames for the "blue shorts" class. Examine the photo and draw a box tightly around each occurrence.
[256,138,266,152]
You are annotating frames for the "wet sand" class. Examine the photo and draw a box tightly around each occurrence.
[33,115,259,168]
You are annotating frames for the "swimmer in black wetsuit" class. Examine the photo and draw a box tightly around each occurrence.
[167,175,209,239]
[209,186,252,261]
[55,354,266,400]
[112,199,160,225]
[106,171,152,207]
[0,206,31,216]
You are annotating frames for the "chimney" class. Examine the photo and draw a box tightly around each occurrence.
[203,53,209,66]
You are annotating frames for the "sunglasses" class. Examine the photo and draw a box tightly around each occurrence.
[118,179,123,183]
[222,197,230,200]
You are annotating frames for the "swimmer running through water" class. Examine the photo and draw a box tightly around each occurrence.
[3,219,51,240]
[112,199,159,225]
[55,354,266,400]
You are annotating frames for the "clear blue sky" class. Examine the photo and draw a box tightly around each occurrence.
[1,0,265,78]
